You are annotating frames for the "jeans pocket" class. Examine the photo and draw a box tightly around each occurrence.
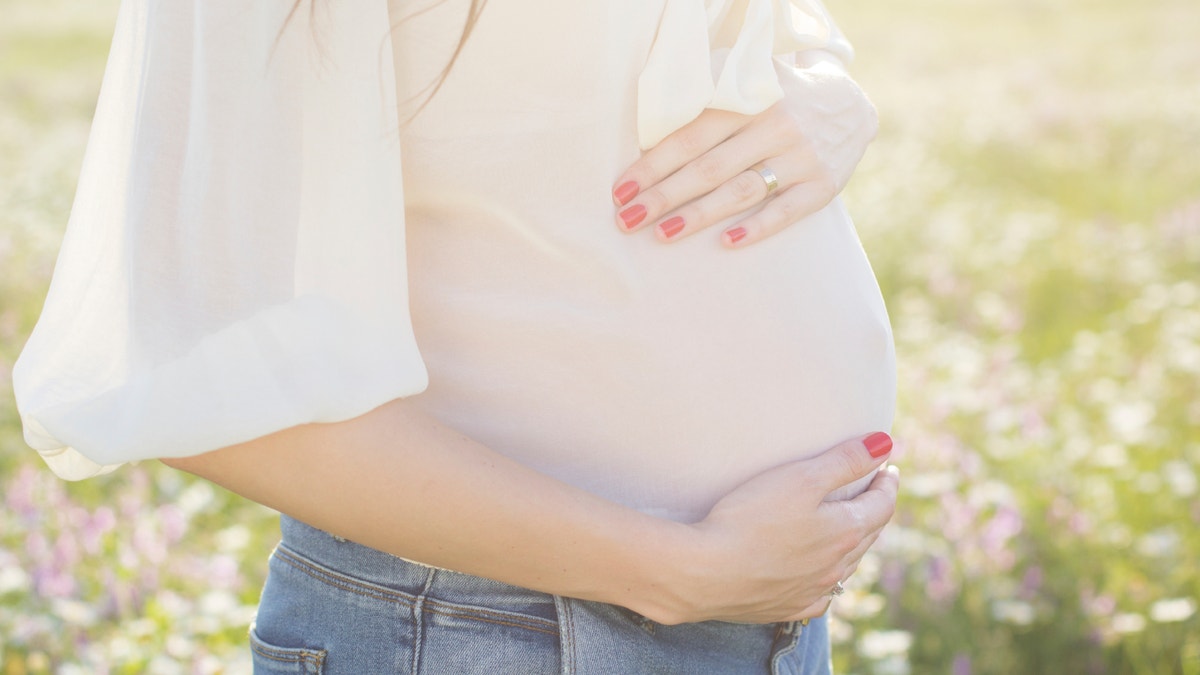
[418,596,561,674]
[250,625,327,675]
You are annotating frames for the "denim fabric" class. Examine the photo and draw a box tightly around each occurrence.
[251,516,833,674]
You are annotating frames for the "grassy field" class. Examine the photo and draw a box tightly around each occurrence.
[2,0,1198,672]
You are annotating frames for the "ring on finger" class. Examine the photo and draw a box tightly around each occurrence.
[829,580,846,597]
[754,165,780,196]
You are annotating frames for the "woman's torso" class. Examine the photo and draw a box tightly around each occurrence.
[390,0,895,522]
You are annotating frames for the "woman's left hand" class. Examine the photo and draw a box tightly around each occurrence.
[611,57,878,248]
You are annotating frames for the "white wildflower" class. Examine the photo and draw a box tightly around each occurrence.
[1135,529,1179,558]
[51,599,97,627]
[1149,598,1196,623]
[1163,460,1197,497]
[0,567,29,594]
[992,600,1036,626]
[215,525,251,553]
[1112,613,1147,634]
[858,630,914,660]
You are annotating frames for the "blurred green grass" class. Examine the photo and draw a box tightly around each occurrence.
[2,0,1198,672]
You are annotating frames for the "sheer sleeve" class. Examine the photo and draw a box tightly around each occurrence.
[12,0,428,480]
[638,0,856,148]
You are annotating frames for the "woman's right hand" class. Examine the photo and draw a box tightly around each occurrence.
[648,433,899,625]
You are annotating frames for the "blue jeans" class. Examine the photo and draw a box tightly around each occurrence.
[251,515,833,674]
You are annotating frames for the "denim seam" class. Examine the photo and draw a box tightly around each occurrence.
[769,620,803,673]
[249,637,327,669]
[411,567,436,675]
[554,596,576,675]
[274,544,560,635]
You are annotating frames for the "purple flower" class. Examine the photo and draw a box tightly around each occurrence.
[981,506,1023,558]
[81,506,117,555]
[925,555,957,603]
[158,504,188,544]
[1019,566,1043,599]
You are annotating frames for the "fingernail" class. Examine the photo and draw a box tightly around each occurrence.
[725,227,747,244]
[658,216,685,239]
[619,204,647,230]
[613,181,639,206]
[864,432,892,458]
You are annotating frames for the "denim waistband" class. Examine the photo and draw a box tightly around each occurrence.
[272,515,828,674]
[277,514,559,624]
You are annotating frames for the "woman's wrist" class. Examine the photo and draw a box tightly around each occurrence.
[606,518,724,625]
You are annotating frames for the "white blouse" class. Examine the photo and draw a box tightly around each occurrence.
[15,0,892,522]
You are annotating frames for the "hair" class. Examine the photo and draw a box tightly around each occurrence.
[284,0,488,121]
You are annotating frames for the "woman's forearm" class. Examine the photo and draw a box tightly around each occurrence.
[161,397,691,618]
[163,397,898,625]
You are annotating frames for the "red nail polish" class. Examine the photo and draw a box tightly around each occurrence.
[864,432,892,458]
[725,227,747,244]
[614,181,639,206]
[659,216,685,239]
[619,204,647,230]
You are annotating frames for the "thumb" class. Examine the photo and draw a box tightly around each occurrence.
[806,432,892,498]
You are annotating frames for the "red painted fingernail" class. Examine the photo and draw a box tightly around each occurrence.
[864,432,892,458]
[614,181,640,206]
[619,204,647,230]
[725,226,747,244]
[658,216,685,239]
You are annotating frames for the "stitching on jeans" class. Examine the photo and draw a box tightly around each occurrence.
[273,544,559,634]
[769,620,803,673]
[555,596,575,675]
[274,546,419,607]
[412,567,436,675]
[423,605,559,636]
[423,597,558,631]
[250,635,326,668]
[250,645,325,666]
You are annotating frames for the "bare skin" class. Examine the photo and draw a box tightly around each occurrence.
[163,396,898,625]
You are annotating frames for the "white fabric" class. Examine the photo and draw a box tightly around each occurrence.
[638,0,853,147]
[14,1,427,479]
[15,0,893,522]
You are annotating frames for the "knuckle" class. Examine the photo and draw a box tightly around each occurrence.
[638,156,671,185]
[795,464,827,494]
[837,530,860,556]
[880,497,898,523]
[833,448,865,482]
[771,194,805,223]
[691,153,727,184]
[729,172,763,203]
[846,504,870,532]
[640,187,671,216]
[673,125,708,158]
[772,110,806,145]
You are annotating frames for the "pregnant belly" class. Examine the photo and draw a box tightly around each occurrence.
[407,199,895,523]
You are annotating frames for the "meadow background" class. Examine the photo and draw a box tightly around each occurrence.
[1,0,1197,672]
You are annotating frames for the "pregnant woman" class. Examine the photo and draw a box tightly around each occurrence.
[13,0,899,672]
